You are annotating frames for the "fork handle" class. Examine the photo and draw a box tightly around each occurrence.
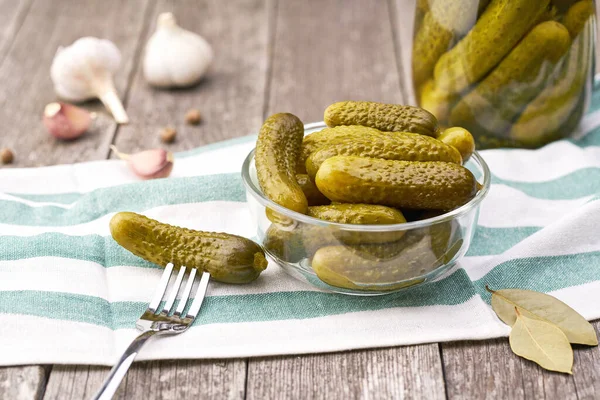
[92,330,157,400]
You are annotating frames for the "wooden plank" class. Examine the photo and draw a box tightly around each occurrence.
[111,0,270,153]
[0,0,33,64]
[572,321,600,399]
[0,365,49,400]
[265,0,404,121]
[43,360,246,400]
[251,0,446,398]
[0,0,150,167]
[247,347,445,400]
[44,0,269,398]
[442,337,581,399]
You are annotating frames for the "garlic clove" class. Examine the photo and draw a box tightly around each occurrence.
[111,145,174,180]
[143,12,214,88]
[43,102,93,140]
[50,37,129,124]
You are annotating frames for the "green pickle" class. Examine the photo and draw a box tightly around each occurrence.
[324,101,439,137]
[433,0,552,96]
[256,113,308,214]
[438,127,475,162]
[308,204,406,225]
[508,1,594,146]
[315,156,478,210]
[309,204,407,244]
[263,223,333,263]
[449,21,571,142]
[110,212,268,284]
[304,129,461,180]
[412,0,481,92]
[419,79,458,123]
[296,174,330,206]
[312,221,462,291]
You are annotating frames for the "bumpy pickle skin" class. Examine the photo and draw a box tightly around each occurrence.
[419,79,458,124]
[110,212,268,284]
[438,127,475,162]
[263,223,334,263]
[449,21,571,141]
[315,156,478,210]
[433,0,552,95]
[563,0,595,37]
[308,203,407,243]
[308,204,406,225]
[323,101,439,137]
[312,221,460,291]
[509,9,593,147]
[412,0,481,92]
[296,174,330,206]
[256,113,308,214]
[304,129,461,180]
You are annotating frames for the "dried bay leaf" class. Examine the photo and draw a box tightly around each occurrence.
[510,309,573,374]
[487,286,598,346]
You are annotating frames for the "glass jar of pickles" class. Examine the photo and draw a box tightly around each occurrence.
[412,0,596,149]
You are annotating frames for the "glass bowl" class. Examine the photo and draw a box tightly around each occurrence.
[241,122,491,296]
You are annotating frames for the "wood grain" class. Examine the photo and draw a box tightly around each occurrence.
[43,360,246,400]
[572,321,600,400]
[265,0,402,121]
[111,0,270,154]
[0,365,49,400]
[442,337,583,400]
[0,0,32,64]
[247,347,446,400]
[0,0,150,167]
[43,0,270,398]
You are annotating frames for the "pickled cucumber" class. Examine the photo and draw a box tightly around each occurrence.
[312,221,461,291]
[419,79,457,123]
[110,212,268,284]
[263,223,333,263]
[308,204,405,225]
[509,14,592,146]
[564,0,595,37]
[315,156,478,210]
[324,101,439,137]
[412,0,481,91]
[256,113,308,214]
[449,21,571,139]
[304,130,462,180]
[438,127,475,162]
[296,174,330,206]
[433,0,552,95]
[309,203,408,244]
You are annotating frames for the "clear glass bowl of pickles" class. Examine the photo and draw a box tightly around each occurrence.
[413,0,596,149]
[242,103,491,296]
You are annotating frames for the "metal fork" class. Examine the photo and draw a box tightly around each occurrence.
[92,263,211,400]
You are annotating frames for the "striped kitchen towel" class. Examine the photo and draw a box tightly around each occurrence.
[1,97,600,366]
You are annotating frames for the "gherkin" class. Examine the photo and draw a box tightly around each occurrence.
[304,127,461,180]
[110,212,268,284]
[324,101,439,137]
[315,156,478,210]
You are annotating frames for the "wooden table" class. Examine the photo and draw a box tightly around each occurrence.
[1,0,599,398]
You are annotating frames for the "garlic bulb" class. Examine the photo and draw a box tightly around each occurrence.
[50,37,129,124]
[143,13,214,88]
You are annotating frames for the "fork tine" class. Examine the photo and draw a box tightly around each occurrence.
[174,268,197,316]
[186,272,211,319]
[147,263,174,313]
[161,266,187,314]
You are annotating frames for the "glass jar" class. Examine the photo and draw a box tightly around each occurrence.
[411,0,596,149]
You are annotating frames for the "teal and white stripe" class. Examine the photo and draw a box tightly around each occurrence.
[1,91,600,365]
